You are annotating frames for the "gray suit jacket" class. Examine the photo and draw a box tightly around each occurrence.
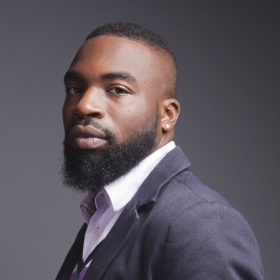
[56,147,264,280]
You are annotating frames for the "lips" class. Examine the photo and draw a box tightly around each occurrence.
[67,125,107,149]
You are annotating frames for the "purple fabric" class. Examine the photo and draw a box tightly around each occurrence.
[69,267,88,280]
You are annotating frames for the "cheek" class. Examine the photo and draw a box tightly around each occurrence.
[112,109,136,132]
[62,97,81,131]
[112,101,157,133]
[62,103,70,130]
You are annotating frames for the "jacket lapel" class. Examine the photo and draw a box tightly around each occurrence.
[55,223,87,280]
[83,147,190,280]
[84,201,139,280]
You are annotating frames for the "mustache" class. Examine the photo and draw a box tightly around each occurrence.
[65,118,116,142]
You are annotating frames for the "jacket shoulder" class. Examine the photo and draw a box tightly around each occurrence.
[152,170,264,279]
[158,169,231,210]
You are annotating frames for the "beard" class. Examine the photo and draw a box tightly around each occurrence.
[61,117,158,194]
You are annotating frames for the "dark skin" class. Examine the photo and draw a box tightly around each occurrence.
[63,35,180,154]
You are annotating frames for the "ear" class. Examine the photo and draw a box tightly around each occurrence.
[160,98,180,132]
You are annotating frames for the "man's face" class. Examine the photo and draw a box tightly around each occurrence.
[62,35,168,192]
[63,35,167,151]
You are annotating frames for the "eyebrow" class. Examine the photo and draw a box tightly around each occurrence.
[63,71,83,83]
[64,71,137,84]
[100,72,137,84]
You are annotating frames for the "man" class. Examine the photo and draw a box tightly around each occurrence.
[56,22,263,280]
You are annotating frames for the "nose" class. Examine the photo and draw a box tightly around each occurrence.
[72,87,105,119]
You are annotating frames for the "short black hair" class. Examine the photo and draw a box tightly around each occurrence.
[86,22,177,74]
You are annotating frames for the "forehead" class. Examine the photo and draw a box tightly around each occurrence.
[68,35,164,84]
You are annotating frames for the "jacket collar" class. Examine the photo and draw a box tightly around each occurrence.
[133,146,191,209]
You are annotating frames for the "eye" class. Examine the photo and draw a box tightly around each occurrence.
[66,87,82,95]
[108,86,129,94]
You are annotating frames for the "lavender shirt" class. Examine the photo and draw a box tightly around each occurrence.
[70,141,176,279]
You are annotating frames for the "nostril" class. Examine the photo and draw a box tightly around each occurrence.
[89,113,100,118]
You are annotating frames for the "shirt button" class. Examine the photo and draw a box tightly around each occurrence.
[93,226,99,234]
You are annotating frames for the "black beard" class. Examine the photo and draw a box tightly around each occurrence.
[61,119,158,194]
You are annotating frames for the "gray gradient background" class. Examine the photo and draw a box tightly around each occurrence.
[0,0,279,279]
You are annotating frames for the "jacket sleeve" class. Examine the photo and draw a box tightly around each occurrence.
[159,201,264,280]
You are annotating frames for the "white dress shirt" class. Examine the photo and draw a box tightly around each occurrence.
[80,141,176,264]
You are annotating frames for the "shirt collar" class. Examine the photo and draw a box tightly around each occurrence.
[80,192,96,223]
[105,141,175,211]
[80,141,176,221]
[80,188,110,223]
